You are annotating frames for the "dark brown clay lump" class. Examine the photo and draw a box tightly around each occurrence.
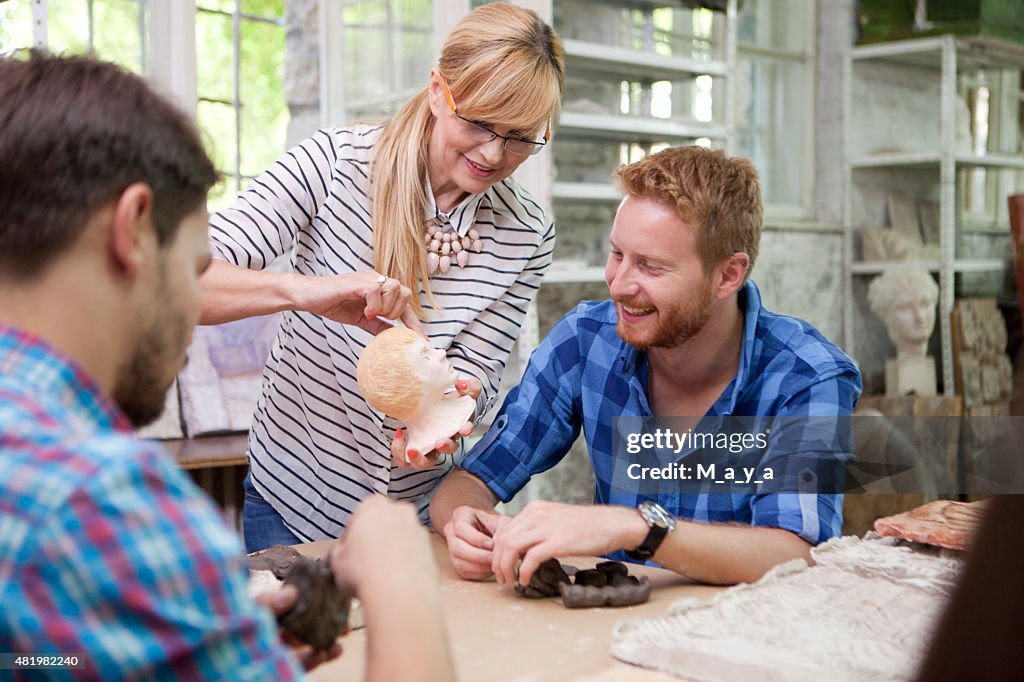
[559,577,651,608]
[248,544,303,579]
[277,557,352,652]
[514,558,651,608]
[515,557,571,598]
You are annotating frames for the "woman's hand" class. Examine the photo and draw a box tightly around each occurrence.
[391,377,482,469]
[291,270,423,335]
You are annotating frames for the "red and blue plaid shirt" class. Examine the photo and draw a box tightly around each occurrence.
[0,325,303,680]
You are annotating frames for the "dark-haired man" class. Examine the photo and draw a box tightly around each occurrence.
[430,146,862,588]
[0,52,452,680]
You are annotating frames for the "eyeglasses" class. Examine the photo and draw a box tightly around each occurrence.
[440,74,550,157]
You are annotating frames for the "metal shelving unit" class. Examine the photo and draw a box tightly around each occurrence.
[842,34,1024,394]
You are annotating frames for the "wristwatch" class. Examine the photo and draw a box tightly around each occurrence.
[625,500,676,561]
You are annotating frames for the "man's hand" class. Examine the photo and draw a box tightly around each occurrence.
[490,501,648,587]
[391,377,482,469]
[442,505,508,580]
[253,584,343,671]
[292,270,423,335]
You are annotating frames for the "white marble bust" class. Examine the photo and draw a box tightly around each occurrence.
[356,327,474,463]
[867,265,939,396]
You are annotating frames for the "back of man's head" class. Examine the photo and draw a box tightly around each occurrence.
[0,51,218,282]
[613,146,763,279]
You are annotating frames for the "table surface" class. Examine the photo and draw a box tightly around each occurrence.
[162,433,249,470]
[300,536,724,682]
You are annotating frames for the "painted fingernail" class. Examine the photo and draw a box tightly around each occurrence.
[455,380,468,391]
[407,449,420,459]
[395,428,404,440]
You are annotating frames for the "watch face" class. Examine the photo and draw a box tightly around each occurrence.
[640,501,675,530]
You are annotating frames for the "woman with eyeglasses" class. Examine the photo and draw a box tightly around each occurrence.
[199,2,565,552]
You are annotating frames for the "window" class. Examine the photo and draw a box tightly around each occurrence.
[1,0,147,70]
[735,0,816,219]
[321,0,433,124]
[195,0,287,209]
[2,1,289,212]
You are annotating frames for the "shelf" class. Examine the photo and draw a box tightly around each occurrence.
[852,35,1024,71]
[563,38,727,81]
[545,264,607,284]
[558,111,726,142]
[850,151,1024,170]
[551,182,621,202]
[850,259,1004,275]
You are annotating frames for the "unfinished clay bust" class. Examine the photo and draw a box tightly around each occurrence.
[867,265,939,396]
[356,327,475,463]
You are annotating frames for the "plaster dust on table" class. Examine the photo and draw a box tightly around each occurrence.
[611,535,963,681]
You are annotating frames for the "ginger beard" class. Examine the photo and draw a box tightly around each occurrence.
[615,275,716,351]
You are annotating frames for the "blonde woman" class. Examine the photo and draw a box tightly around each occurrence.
[200,3,565,552]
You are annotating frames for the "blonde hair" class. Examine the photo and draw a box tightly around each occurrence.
[613,146,763,280]
[356,327,425,421]
[370,2,565,317]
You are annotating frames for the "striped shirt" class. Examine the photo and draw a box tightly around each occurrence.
[460,281,863,560]
[0,325,302,680]
[209,124,554,541]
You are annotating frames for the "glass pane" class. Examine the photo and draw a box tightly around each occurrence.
[239,15,286,177]
[45,0,90,55]
[737,0,806,52]
[197,98,238,189]
[197,0,236,14]
[341,0,432,121]
[242,0,284,18]
[92,0,146,73]
[734,54,806,207]
[554,0,724,61]
[0,1,34,55]
[196,9,234,103]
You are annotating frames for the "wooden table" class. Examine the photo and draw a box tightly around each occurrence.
[300,536,724,682]
[163,433,250,470]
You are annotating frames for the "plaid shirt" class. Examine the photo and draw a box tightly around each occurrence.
[460,281,862,557]
[0,326,303,681]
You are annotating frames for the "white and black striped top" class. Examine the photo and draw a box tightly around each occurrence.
[208,125,554,542]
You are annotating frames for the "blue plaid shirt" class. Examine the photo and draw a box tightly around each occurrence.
[460,281,862,556]
[0,325,303,681]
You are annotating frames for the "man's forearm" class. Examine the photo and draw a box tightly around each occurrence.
[429,468,499,532]
[653,522,812,585]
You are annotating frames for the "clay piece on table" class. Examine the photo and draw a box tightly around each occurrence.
[248,544,303,579]
[560,576,652,608]
[874,499,986,551]
[515,558,572,598]
[515,559,650,608]
[277,556,352,653]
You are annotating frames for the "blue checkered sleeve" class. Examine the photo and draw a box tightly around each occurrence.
[749,367,862,544]
[459,311,585,502]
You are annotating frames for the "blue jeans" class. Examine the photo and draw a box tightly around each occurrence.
[242,472,301,553]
